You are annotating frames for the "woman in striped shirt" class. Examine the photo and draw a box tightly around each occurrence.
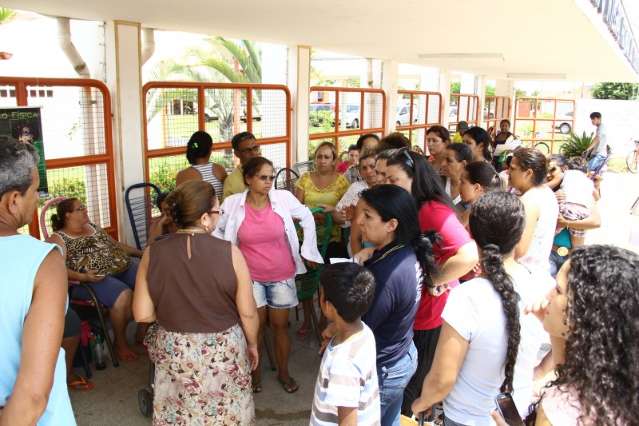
[176,131,227,201]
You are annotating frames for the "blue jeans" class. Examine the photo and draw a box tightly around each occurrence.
[378,342,418,426]
[587,153,607,174]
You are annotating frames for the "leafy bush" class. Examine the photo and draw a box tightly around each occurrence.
[560,132,593,158]
[592,82,639,100]
[47,177,87,205]
[309,111,335,131]
[150,163,179,193]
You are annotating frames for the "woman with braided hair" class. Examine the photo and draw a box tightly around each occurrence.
[411,191,551,425]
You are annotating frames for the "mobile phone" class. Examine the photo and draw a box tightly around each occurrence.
[495,393,524,426]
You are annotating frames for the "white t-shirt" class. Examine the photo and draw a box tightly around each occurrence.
[442,265,552,426]
[310,324,380,426]
[561,170,594,209]
[595,123,608,156]
[519,185,559,274]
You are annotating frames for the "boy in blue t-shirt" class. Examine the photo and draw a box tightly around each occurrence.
[310,263,380,426]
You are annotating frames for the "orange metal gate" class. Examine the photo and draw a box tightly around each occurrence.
[449,93,480,132]
[309,86,386,157]
[513,98,576,154]
[483,96,512,132]
[0,77,118,239]
[142,82,292,191]
[396,90,443,151]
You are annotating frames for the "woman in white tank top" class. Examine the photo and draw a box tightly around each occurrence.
[175,131,227,201]
[508,148,559,274]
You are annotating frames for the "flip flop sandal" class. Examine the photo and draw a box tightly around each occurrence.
[277,376,299,394]
[67,376,95,391]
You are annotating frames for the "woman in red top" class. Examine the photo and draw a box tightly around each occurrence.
[383,148,478,416]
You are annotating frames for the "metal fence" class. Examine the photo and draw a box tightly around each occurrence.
[143,82,292,192]
[396,90,443,152]
[0,77,117,239]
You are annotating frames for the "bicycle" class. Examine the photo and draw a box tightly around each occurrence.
[626,139,639,173]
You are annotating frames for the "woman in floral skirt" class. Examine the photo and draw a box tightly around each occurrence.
[133,180,259,425]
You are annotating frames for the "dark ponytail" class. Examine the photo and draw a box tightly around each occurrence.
[469,191,526,393]
[481,243,520,393]
[186,131,213,165]
[50,198,79,232]
[411,231,440,288]
[465,126,493,161]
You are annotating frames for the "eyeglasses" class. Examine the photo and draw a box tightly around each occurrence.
[22,128,32,135]
[257,175,275,182]
[239,145,260,154]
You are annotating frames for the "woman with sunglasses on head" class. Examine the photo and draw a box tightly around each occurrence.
[215,157,323,394]
[383,149,479,417]
[176,130,227,202]
[134,180,259,424]
[48,198,143,362]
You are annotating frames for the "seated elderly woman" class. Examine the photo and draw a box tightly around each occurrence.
[48,198,142,361]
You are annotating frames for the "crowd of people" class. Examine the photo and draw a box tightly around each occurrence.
[1,109,638,426]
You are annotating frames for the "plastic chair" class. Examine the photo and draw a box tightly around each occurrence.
[39,197,119,368]
[124,182,162,250]
[295,207,333,344]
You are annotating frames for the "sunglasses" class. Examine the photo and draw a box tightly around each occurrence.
[256,175,275,182]
[401,149,415,170]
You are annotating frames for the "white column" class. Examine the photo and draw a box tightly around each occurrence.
[475,75,486,126]
[439,69,451,128]
[105,20,145,245]
[382,60,399,133]
[288,45,311,162]
[495,79,515,123]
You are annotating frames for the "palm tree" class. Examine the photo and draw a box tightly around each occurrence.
[148,37,262,140]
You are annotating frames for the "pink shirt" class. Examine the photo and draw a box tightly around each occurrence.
[415,200,472,330]
[238,203,296,282]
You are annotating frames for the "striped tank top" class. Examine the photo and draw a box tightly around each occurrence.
[192,163,223,201]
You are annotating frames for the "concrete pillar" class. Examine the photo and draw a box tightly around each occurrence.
[439,69,451,128]
[475,75,486,127]
[288,45,311,162]
[495,79,515,123]
[105,20,145,245]
[382,60,399,133]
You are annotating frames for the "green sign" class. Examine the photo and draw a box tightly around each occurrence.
[0,107,48,194]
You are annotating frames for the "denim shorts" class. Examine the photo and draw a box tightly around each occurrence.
[252,277,298,309]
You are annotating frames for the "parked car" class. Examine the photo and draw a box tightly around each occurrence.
[395,103,421,126]
[554,110,573,134]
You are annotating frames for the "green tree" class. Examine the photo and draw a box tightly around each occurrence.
[485,85,495,97]
[148,38,262,140]
[592,82,639,100]
[450,82,461,94]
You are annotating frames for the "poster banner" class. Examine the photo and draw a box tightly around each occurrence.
[0,107,48,194]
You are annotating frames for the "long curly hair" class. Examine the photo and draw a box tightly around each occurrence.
[529,245,639,425]
[469,191,525,393]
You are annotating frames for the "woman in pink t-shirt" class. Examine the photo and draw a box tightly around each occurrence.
[383,148,478,416]
[215,157,323,394]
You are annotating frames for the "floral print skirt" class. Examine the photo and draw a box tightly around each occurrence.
[145,323,255,425]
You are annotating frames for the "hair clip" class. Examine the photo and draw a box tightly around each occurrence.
[193,142,199,148]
